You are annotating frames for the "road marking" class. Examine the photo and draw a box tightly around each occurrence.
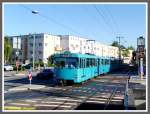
[89,97,107,101]
[63,102,77,105]
[59,105,72,108]
[9,103,30,106]
[41,101,64,104]
[34,104,59,107]
[86,100,106,104]
[24,100,37,103]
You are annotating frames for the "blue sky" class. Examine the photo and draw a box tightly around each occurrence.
[4,3,146,48]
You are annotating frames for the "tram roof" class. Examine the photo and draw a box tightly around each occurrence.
[54,51,111,59]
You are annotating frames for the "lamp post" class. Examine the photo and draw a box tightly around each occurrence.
[137,36,145,79]
[32,33,35,71]
[31,10,39,71]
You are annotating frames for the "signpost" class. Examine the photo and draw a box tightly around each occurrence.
[16,61,19,74]
[28,71,32,89]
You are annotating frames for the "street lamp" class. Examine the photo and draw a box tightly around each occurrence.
[137,36,145,79]
[31,10,39,71]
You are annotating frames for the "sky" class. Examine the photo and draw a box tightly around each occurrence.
[4,3,146,48]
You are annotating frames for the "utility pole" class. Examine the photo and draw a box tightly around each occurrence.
[116,36,124,65]
[32,33,35,71]
[16,36,19,74]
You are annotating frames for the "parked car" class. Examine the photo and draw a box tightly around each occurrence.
[22,63,32,69]
[36,68,54,79]
[4,65,13,71]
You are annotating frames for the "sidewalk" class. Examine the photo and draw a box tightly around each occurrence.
[8,84,46,92]
[128,75,146,110]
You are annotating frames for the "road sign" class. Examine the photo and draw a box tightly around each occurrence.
[28,72,32,80]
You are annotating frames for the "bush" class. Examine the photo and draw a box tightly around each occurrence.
[13,65,25,71]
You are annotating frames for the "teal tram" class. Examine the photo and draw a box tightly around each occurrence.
[53,51,120,84]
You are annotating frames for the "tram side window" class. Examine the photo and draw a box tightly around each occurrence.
[84,59,86,68]
[82,59,84,68]
[92,59,96,66]
[103,59,106,65]
[83,59,86,68]
[105,59,108,65]
[101,59,103,65]
[86,58,89,67]
[90,58,92,67]
[99,59,101,65]
[79,59,82,68]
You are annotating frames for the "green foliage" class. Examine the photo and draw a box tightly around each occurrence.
[127,46,135,50]
[13,65,25,71]
[47,54,54,64]
[4,36,13,64]
[34,61,44,67]
[111,41,119,47]
[122,48,130,57]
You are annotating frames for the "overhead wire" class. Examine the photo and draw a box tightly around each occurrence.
[92,4,116,37]
[19,4,86,37]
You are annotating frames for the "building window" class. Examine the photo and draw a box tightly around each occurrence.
[39,43,42,46]
[38,51,42,54]
[30,43,33,47]
[45,43,47,46]
[39,59,42,61]
[30,51,33,54]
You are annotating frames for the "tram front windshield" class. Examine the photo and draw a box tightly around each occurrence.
[54,57,78,68]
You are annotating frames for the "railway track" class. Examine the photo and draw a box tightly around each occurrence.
[4,68,131,110]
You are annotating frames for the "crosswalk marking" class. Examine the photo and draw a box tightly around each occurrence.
[9,103,30,106]
[34,104,59,107]
[86,100,106,104]
[63,102,77,105]
[41,101,64,104]
[59,105,72,108]
[89,97,107,101]
[24,100,37,103]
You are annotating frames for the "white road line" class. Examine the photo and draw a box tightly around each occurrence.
[34,104,59,107]
[24,100,37,103]
[9,103,30,106]
[89,97,107,101]
[59,105,72,108]
[86,100,106,104]
[63,102,77,105]
[41,101,64,104]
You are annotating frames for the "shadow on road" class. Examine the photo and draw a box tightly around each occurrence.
[5,76,56,87]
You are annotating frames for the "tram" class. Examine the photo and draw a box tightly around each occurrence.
[53,51,120,84]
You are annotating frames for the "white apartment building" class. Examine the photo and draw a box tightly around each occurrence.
[9,33,61,64]
[8,36,23,64]
[27,33,60,64]
[8,33,119,64]
[60,35,119,58]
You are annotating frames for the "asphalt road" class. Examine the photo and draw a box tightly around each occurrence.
[4,68,133,110]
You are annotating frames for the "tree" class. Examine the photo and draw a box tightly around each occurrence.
[111,41,119,47]
[4,36,13,64]
[47,54,55,65]
[128,46,135,50]
[122,48,130,57]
